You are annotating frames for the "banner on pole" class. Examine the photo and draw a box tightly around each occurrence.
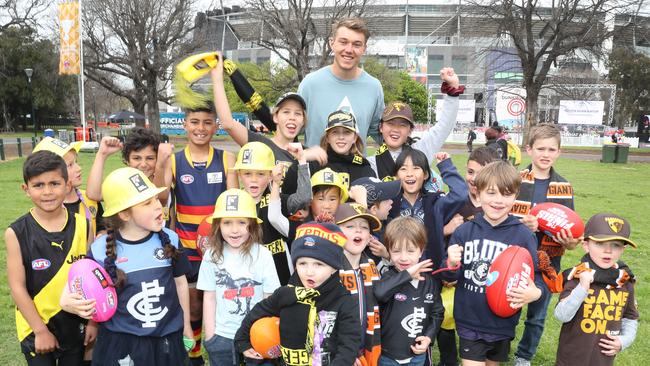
[58,2,80,75]
[558,100,605,125]
[496,88,526,128]
[405,47,427,75]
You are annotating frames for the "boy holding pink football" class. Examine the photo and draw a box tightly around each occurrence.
[6,151,95,365]
[444,161,541,366]
[554,213,638,366]
[511,124,581,366]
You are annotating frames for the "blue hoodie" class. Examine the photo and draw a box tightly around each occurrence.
[442,214,538,339]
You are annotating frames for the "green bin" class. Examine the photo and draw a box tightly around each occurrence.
[601,144,616,163]
[615,143,630,164]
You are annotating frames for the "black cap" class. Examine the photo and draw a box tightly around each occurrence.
[275,92,306,110]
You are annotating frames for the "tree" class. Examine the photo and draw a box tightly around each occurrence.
[0,27,77,130]
[0,0,47,34]
[362,57,401,104]
[398,73,428,122]
[82,0,200,132]
[608,47,650,127]
[243,0,373,80]
[471,0,638,141]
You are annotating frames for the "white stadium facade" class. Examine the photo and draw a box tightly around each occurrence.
[191,0,650,130]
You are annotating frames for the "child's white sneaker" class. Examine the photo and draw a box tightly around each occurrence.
[513,356,531,366]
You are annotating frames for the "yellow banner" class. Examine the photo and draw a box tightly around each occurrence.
[58,2,80,75]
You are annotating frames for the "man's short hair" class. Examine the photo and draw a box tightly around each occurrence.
[23,150,68,183]
[331,17,370,43]
[474,161,521,196]
[527,123,561,148]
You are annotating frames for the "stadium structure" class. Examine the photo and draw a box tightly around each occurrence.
[191,0,650,128]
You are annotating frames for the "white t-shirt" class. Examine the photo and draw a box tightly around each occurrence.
[197,244,280,339]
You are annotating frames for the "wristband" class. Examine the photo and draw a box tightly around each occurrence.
[183,336,196,351]
[441,82,465,97]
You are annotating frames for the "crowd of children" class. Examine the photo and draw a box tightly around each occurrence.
[6,35,639,366]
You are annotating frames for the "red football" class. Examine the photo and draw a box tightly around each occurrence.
[196,216,212,257]
[529,202,584,238]
[485,246,534,318]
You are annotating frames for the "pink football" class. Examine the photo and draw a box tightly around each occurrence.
[68,259,117,322]
[529,202,584,238]
[485,246,534,318]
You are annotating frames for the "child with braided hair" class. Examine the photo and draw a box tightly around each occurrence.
[84,167,193,365]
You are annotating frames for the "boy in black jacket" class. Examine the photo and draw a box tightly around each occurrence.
[444,161,541,366]
[234,221,360,366]
[375,216,444,366]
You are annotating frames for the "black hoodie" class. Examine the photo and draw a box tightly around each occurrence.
[442,214,538,339]
[234,272,361,366]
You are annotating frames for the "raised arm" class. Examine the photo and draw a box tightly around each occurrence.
[86,137,123,201]
[211,52,249,147]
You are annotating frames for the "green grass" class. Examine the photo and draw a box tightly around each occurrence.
[0,151,647,365]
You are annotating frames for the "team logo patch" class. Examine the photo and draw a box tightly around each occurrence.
[242,149,252,164]
[351,203,365,214]
[180,174,194,184]
[92,268,110,289]
[51,139,69,149]
[226,195,239,211]
[129,174,148,192]
[304,237,316,246]
[89,206,97,216]
[605,217,625,233]
[394,293,407,301]
[31,259,51,270]
[352,155,363,165]
[323,171,334,183]
[153,248,166,260]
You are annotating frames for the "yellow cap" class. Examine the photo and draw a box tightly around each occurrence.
[33,137,83,157]
[233,141,275,171]
[310,168,349,203]
[208,189,262,224]
[102,167,166,217]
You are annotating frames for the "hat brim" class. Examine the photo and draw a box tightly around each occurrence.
[276,94,306,110]
[588,235,637,248]
[325,125,357,134]
[381,115,414,126]
[102,186,166,217]
[207,215,263,224]
[337,213,382,232]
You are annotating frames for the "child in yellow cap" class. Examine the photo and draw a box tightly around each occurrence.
[81,167,193,365]
[197,189,281,366]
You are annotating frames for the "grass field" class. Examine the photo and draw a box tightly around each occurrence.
[0,149,647,365]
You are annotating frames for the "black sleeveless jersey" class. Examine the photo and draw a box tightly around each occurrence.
[10,210,88,344]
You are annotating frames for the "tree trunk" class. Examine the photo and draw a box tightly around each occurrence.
[145,74,160,133]
[132,98,147,128]
[523,89,539,146]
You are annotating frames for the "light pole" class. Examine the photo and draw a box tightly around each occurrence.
[24,68,36,138]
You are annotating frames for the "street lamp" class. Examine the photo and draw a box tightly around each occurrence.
[24,68,37,138]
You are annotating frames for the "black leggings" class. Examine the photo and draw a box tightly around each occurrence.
[436,328,458,366]
[24,346,84,366]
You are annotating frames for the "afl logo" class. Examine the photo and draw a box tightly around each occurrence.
[180,174,194,184]
[394,293,407,302]
[32,259,51,270]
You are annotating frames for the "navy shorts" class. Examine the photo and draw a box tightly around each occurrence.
[91,327,187,366]
[459,337,510,362]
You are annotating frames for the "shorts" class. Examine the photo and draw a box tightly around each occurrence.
[92,327,187,366]
[459,337,510,362]
[187,260,201,283]
[21,312,86,365]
